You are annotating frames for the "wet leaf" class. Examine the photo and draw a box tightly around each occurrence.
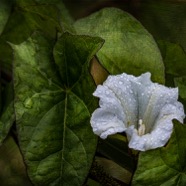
[12,32,103,186]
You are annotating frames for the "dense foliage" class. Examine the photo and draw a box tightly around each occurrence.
[1,0,186,185]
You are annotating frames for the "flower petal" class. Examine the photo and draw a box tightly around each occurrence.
[90,72,185,151]
[91,108,126,139]
[127,102,185,151]
[90,73,139,138]
[137,75,181,133]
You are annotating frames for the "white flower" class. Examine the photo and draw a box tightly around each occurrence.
[90,72,185,151]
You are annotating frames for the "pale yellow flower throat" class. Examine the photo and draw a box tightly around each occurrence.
[137,119,146,136]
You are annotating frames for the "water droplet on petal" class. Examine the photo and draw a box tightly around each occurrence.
[119,81,123,85]
[117,89,122,95]
[105,90,110,95]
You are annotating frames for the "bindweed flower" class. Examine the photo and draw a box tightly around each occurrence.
[90,72,185,151]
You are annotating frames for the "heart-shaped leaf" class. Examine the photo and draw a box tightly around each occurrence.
[12,32,103,186]
[74,7,165,84]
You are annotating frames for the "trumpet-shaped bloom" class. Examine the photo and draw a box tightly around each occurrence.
[90,72,185,151]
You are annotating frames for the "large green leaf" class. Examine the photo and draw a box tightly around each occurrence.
[0,0,65,77]
[74,7,165,84]
[132,120,186,186]
[12,32,103,185]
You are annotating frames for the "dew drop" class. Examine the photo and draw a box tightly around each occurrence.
[117,89,122,95]
[144,137,147,141]
[24,98,33,109]
[105,90,110,95]
[129,90,133,94]
[119,81,123,85]
[114,84,119,88]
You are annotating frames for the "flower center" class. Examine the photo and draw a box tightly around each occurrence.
[137,119,145,136]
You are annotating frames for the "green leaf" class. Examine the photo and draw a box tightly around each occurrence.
[0,0,70,77]
[34,0,74,33]
[158,41,186,86]
[1,2,65,44]
[0,135,32,186]
[174,77,186,100]
[174,77,186,118]
[0,0,13,35]
[0,0,14,76]
[12,32,103,185]
[15,0,74,33]
[132,120,186,186]
[74,7,165,84]
[138,0,186,52]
